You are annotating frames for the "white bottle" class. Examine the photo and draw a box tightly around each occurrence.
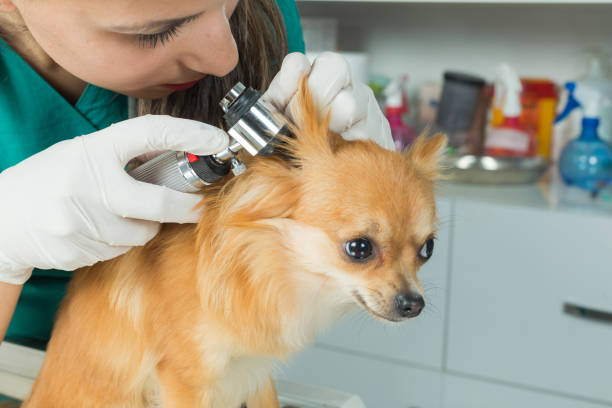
[485,63,534,156]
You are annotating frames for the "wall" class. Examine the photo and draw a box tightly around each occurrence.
[297,2,612,88]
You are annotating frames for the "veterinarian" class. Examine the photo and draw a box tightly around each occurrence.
[0,0,394,346]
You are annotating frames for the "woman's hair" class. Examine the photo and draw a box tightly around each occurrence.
[137,0,288,128]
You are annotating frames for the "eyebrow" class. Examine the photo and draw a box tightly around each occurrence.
[110,12,203,33]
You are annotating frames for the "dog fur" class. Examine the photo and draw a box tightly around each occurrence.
[23,77,446,407]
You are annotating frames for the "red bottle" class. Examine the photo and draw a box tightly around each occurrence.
[384,76,417,151]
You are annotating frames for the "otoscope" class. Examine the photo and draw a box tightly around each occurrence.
[129,83,291,192]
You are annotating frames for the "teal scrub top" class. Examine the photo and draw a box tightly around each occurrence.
[1,1,305,349]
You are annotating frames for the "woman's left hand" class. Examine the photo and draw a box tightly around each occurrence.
[262,52,395,151]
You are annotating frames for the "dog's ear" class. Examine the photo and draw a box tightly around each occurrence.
[404,132,448,180]
[285,76,335,163]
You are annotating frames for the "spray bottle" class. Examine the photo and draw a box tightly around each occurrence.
[580,54,612,143]
[485,64,535,157]
[552,54,612,161]
[556,82,612,193]
[384,76,417,151]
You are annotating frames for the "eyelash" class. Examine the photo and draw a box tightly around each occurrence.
[137,15,198,49]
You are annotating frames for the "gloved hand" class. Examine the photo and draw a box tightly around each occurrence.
[262,52,395,151]
[0,115,229,285]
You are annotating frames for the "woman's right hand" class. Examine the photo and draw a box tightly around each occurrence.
[0,115,229,285]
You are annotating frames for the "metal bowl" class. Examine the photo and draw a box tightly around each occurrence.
[442,155,550,185]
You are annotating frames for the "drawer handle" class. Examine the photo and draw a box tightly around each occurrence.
[563,302,612,324]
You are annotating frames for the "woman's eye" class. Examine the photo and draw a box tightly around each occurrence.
[138,26,180,48]
[136,14,200,48]
[419,238,434,261]
[345,238,374,261]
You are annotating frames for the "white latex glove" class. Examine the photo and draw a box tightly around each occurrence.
[262,52,395,151]
[0,114,229,285]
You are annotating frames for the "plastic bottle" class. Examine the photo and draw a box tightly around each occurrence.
[552,54,612,161]
[436,72,486,153]
[557,82,612,193]
[490,70,507,128]
[580,55,612,143]
[485,64,536,157]
[384,76,417,151]
[521,79,557,159]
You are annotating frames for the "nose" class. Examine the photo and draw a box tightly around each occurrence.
[394,292,425,318]
[181,10,238,77]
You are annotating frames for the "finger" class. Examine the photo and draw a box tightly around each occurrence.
[326,83,370,134]
[364,89,396,151]
[70,236,134,267]
[339,84,396,151]
[91,115,230,165]
[262,53,312,113]
[133,150,165,163]
[341,116,396,151]
[306,52,352,110]
[105,174,205,223]
[43,234,132,270]
[99,217,161,247]
[68,194,163,246]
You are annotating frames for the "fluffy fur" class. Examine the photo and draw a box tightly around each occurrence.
[23,78,447,408]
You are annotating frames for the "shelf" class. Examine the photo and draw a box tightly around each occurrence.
[440,176,612,218]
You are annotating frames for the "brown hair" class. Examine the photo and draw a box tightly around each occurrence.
[137,0,289,128]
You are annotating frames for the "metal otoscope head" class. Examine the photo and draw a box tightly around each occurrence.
[215,82,291,160]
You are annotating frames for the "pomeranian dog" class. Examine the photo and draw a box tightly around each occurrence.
[23,77,446,408]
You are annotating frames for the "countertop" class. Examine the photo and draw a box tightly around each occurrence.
[438,170,612,219]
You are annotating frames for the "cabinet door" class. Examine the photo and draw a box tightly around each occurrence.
[315,199,451,370]
[447,200,612,403]
[279,345,443,408]
[442,373,610,408]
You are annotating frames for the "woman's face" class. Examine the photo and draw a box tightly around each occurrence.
[12,0,240,98]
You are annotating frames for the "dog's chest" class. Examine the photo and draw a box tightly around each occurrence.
[212,354,277,407]
[143,354,275,408]
[280,282,353,352]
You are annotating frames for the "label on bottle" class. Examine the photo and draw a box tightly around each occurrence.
[485,127,529,154]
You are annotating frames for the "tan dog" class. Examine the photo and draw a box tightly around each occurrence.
[23,77,446,408]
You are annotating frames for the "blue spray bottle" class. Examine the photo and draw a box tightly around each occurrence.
[556,82,612,194]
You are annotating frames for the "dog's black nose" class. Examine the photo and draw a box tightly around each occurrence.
[394,292,424,318]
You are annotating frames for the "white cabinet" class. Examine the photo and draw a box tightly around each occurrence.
[315,199,452,370]
[442,373,611,408]
[279,346,444,408]
[447,200,612,403]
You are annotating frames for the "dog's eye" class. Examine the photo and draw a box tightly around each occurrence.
[345,238,374,261]
[418,238,434,260]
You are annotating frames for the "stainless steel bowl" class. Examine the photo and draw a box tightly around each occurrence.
[442,155,550,184]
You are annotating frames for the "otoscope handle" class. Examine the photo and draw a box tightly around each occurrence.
[129,151,230,192]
